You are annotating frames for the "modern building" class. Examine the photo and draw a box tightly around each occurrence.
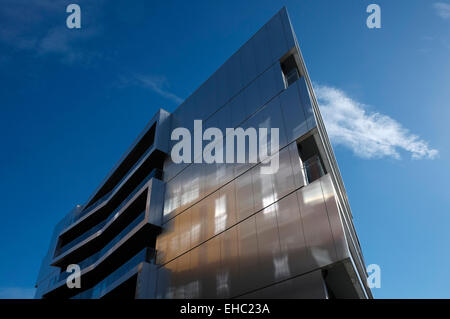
[35,7,372,299]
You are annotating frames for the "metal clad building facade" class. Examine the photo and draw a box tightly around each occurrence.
[35,8,372,299]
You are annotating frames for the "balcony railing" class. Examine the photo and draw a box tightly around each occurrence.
[71,144,158,225]
[57,209,147,283]
[71,247,156,299]
[303,155,325,184]
[56,168,161,257]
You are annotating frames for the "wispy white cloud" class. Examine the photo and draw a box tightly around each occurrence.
[132,75,184,104]
[36,27,101,64]
[314,84,438,160]
[433,2,450,19]
[0,0,103,64]
[0,287,35,299]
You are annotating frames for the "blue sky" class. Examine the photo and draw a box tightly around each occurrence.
[0,0,449,299]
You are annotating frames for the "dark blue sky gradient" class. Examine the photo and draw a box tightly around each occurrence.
[0,0,449,298]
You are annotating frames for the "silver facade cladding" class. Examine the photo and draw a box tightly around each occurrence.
[35,7,372,299]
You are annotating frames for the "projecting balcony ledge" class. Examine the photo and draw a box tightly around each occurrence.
[55,168,163,260]
[59,146,164,238]
[52,180,157,267]
[44,221,157,297]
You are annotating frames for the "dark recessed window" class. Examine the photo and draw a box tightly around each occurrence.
[297,135,326,184]
[281,55,300,88]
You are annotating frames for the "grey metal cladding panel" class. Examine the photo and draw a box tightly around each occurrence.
[196,192,217,242]
[239,38,259,86]
[202,76,217,119]
[189,163,204,202]
[230,88,247,128]
[279,82,308,144]
[287,142,306,189]
[258,63,285,107]
[320,175,350,261]
[279,8,296,51]
[187,247,201,298]
[136,263,158,299]
[276,192,314,278]
[255,204,281,288]
[225,52,245,101]
[246,95,288,150]
[154,109,171,154]
[265,11,290,61]
[156,258,177,298]
[251,163,275,212]
[192,196,207,245]
[156,217,175,265]
[297,181,338,268]
[219,227,240,298]
[163,163,203,222]
[235,169,255,222]
[189,204,202,249]
[203,236,222,298]
[243,76,263,119]
[207,191,224,238]
[163,156,188,184]
[251,26,273,77]
[174,250,191,298]
[237,216,260,296]
[214,63,228,111]
[163,170,182,221]
[201,161,219,197]
[296,78,316,130]
[206,101,232,134]
[177,209,192,255]
[238,269,328,299]
[219,180,237,230]
[272,146,296,200]
[216,152,235,186]
[147,180,164,226]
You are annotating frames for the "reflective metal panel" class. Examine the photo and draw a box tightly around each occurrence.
[258,63,284,107]
[279,82,308,144]
[156,217,175,265]
[238,269,328,299]
[243,77,263,119]
[296,78,316,130]
[219,180,237,231]
[279,8,296,51]
[189,203,202,249]
[255,203,281,287]
[177,209,191,254]
[251,26,272,76]
[204,236,221,298]
[156,258,177,298]
[297,182,337,268]
[265,12,289,61]
[235,170,255,222]
[287,142,306,189]
[251,163,275,212]
[237,216,259,295]
[215,64,228,110]
[239,39,258,87]
[225,52,244,99]
[174,251,191,298]
[195,194,216,243]
[230,88,247,128]
[271,146,296,200]
[276,192,313,277]
[320,175,349,260]
[219,227,239,298]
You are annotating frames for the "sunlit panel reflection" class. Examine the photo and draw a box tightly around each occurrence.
[273,254,291,280]
[214,195,227,234]
[216,270,230,296]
